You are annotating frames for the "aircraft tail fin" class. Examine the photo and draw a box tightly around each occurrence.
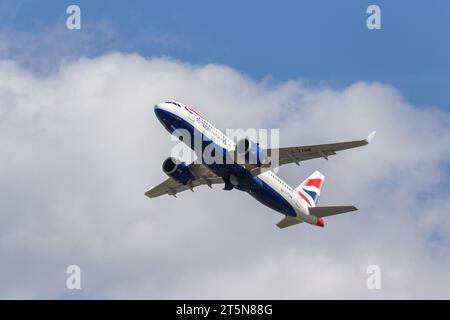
[295,171,325,207]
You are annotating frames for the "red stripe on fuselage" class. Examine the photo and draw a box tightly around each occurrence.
[304,178,323,189]
[298,191,312,206]
[187,106,202,118]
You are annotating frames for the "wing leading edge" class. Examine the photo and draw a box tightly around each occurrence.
[145,163,223,198]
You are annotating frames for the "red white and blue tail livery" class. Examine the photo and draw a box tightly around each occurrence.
[296,171,324,207]
[146,101,374,229]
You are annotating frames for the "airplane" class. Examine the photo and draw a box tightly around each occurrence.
[145,101,375,229]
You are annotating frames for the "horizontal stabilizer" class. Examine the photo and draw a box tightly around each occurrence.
[276,216,303,229]
[309,206,358,218]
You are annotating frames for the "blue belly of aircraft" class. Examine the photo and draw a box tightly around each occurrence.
[155,108,296,217]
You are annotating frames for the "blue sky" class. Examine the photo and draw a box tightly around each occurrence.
[1,0,450,109]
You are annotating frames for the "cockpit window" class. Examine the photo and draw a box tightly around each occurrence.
[165,101,182,108]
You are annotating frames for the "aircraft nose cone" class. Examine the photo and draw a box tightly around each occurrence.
[154,102,167,118]
[154,103,164,119]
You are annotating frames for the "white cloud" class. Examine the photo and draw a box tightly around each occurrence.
[0,53,449,299]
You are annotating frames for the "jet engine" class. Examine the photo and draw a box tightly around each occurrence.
[235,138,268,167]
[225,173,263,191]
[162,157,193,185]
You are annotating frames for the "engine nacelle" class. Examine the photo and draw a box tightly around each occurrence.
[228,173,263,191]
[236,138,268,167]
[162,157,193,185]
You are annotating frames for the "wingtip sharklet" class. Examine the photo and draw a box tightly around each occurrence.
[365,131,376,144]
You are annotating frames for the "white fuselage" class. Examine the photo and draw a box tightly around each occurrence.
[155,101,319,225]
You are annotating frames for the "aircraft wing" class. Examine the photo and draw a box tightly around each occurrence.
[145,163,224,198]
[264,131,376,168]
